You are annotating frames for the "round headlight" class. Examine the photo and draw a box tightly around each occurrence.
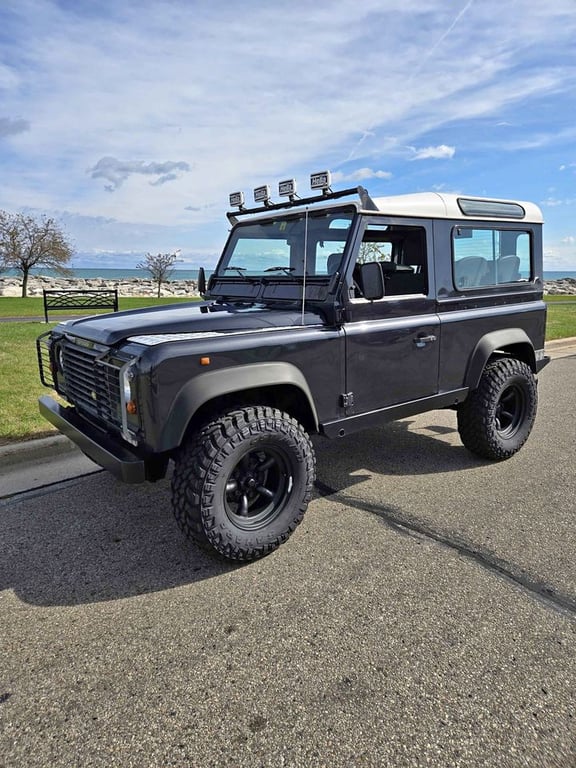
[123,376,132,402]
[56,344,65,372]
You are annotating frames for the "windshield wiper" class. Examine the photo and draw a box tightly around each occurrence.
[264,266,295,276]
[224,266,248,277]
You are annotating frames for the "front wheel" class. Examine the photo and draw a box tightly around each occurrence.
[171,406,316,561]
[457,358,538,461]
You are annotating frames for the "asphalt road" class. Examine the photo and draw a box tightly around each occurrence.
[1,354,576,767]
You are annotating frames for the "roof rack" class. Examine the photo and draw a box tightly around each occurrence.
[226,183,378,224]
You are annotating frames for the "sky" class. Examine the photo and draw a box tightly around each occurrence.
[1,0,576,271]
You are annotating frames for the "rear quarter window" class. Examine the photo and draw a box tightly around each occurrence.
[452,227,531,289]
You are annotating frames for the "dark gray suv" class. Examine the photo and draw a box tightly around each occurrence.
[37,174,549,561]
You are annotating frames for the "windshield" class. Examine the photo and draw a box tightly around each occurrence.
[217,209,354,279]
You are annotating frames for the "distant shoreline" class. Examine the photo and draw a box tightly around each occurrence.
[1,273,575,297]
[0,274,200,298]
[2,267,576,281]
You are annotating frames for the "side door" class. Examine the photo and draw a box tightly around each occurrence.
[343,218,440,413]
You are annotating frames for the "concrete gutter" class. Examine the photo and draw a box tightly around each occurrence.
[0,434,76,468]
[1,337,575,469]
[544,336,576,357]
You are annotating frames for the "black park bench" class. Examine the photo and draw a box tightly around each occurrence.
[43,289,119,323]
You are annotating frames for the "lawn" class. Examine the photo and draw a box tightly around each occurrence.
[0,296,201,443]
[543,295,576,340]
[0,296,575,443]
[0,295,198,318]
[0,322,62,443]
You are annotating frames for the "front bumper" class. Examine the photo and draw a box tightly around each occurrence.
[39,395,149,483]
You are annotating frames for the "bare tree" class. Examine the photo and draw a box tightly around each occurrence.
[137,252,179,297]
[357,241,391,264]
[0,211,74,297]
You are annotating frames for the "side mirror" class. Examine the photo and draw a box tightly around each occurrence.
[197,267,206,296]
[357,262,384,301]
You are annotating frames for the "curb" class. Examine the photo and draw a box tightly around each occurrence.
[0,434,77,468]
[545,336,576,351]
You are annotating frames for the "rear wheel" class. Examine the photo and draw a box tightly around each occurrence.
[171,406,315,561]
[457,358,537,460]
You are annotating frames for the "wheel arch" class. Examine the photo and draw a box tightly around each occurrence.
[158,362,319,452]
[464,329,536,390]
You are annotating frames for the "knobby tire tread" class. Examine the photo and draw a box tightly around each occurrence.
[171,406,315,561]
[457,358,537,461]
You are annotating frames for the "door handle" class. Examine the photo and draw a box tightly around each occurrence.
[413,333,437,348]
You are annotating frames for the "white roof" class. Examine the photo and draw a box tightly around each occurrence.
[368,192,543,223]
[231,190,544,225]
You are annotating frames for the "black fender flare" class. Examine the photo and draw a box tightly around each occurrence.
[464,328,536,390]
[158,362,319,452]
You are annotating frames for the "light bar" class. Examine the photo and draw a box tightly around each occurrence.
[279,178,297,198]
[229,191,245,209]
[310,171,332,193]
[254,184,271,205]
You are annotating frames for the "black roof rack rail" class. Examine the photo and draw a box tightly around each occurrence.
[226,185,378,223]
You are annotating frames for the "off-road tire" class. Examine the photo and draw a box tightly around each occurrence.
[457,358,537,461]
[171,406,316,561]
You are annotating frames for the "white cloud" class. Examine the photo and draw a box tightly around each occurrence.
[0,0,575,262]
[541,197,576,207]
[544,239,576,271]
[89,157,191,191]
[333,168,392,183]
[410,145,456,161]
[0,116,29,137]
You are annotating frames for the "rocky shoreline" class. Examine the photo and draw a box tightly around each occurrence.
[0,274,199,298]
[543,277,576,295]
[0,274,575,297]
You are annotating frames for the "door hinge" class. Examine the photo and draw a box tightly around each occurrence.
[340,392,354,408]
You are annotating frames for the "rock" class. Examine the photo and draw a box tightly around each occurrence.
[544,278,576,296]
[2,275,575,298]
[0,275,199,298]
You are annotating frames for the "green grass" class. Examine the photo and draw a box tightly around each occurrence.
[544,296,576,340]
[0,296,575,444]
[0,295,199,318]
[0,322,62,443]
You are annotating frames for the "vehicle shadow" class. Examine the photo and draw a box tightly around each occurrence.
[1,417,483,609]
[0,472,238,608]
[314,415,486,495]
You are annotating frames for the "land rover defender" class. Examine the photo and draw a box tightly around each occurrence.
[37,172,549,561]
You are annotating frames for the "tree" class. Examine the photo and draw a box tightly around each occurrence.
[137,251,179,297]
[357,241,391,264]
[0,211,74,297]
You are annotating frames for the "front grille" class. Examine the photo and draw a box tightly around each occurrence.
[61,342,124,427]
[37,333,125,430]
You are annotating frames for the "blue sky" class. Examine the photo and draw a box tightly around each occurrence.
[1,0,576,270]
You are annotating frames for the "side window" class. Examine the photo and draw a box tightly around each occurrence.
[352,224,428,298]
[452,228,531,289]
[314,217,353,275]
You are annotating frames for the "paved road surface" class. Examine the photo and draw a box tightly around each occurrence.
[1,354,575,767]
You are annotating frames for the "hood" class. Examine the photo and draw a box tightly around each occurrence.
[57,301,325,346]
